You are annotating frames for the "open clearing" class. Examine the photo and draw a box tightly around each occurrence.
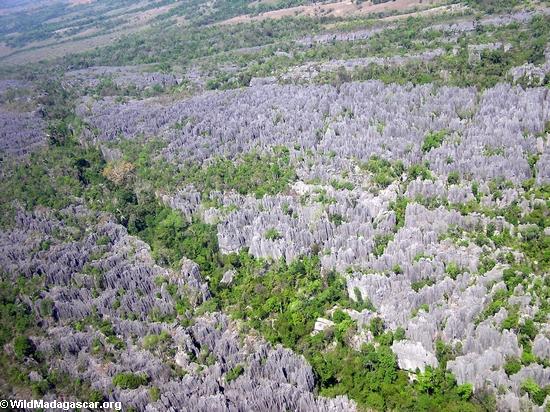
[221,0,443,24]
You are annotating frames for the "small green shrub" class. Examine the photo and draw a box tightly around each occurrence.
[329,213,345,226]
[330,179,354,190]
[456,383,473,400]
[13,336,35,358]
[264,228,282,240]
[503,357,522,376]
[447,171,460,185]
[411,278,435,292]
[373,234,393,257]
[142,331,172,350]
[149,386,161,402]
[422,130,446,153]
[521,378,547,406]
[226,365,244,382]
[394,327,406,341]
[369,317,384,337]
[445,262,462,280]
[112,372,148,389]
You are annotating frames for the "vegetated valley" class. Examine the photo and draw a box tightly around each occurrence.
[0,0,549,410]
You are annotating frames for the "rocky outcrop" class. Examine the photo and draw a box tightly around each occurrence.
[391,340,438,372]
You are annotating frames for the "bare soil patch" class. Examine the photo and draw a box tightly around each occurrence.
[221,0,443,25]
[380,3,468,20]
[0,2,178,64]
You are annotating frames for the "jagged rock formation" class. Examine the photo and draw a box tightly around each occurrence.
[69,75,550,410]
[297,26,389,45]
[392,340,438,372]
[76,81,549,185]
[0,79,46,156]
[281,49,444,82]
[65,66,179,91]
[2,5,549,407]
[0,205,356,411]
[425,9,550,34]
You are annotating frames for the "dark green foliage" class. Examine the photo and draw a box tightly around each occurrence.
[478,256,496,275]
[521,378,549,406]
[330,179,354,191]
[119,142,296,200]
[226,365,244,382]
[370,15,548,88]
[521,342,536,365]
[411,278,435,292]
[447,171,460,185]
[394,327,406,341]
[422,130,447,153]
[456,383,474,401]
[479,288,509,321]
[312,344,399,406]
[414,367,479,411]
[361,156,403,189]
[13,336,35,359]
[39,298,53,317]
[149,386,160,402]
[373,234,393,257]
[264,228,282,240]
[375,331,394,347]
[112,372,148,389]
[0,280,36,348]
[186,149,296,198]
[136,209,218,270]
[483,145,505,157]
[408,163,432,181]
[142,331,172,351]
[416,304,430,315]
[389,197,408,229]
[503,357,522,376]
[0,140,106,227]
[47,120,71,146]
[72,16,322,67]
[147,211,187,266]
[435,340,458,369]
[414,252,432,262]
[313,189,336,205]
[443,185,549,276]
[329,213,345,226]
[309,338,476,409]
[502,266,527,290]
[369,317,385,337]
[471,182,480,200]
[519,319,536,341]
[501,306,519,331]
[332,311,356,343]
[352,287,375,312]
[445,262,462,280]
[210,255,352,348]
[37,78,75,121]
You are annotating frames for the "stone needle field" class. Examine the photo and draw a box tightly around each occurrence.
[0,0,549,410]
